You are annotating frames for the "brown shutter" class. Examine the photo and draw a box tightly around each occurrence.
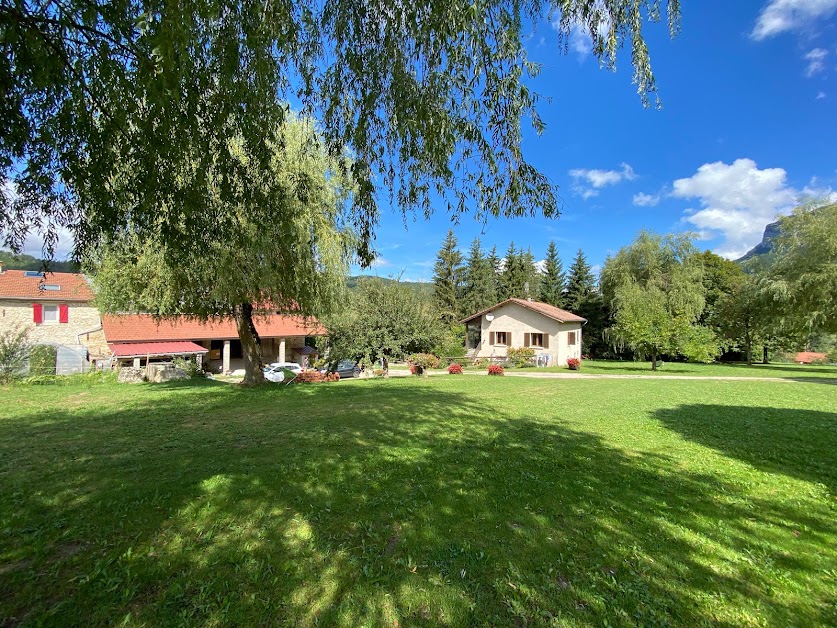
[543,333,549,349]
[524,333,530,347]
[489,331,495,345]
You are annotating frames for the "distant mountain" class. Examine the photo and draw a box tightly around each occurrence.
[737,221,782,263]
[346,275,433,296]
[0,250,81,273]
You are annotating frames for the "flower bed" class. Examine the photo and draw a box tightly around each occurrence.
[448,363,463,374]
[487,364,504,376]
[567,358,581,371]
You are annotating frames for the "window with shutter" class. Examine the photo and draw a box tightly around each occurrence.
[524,333,530,347]
[543,334,549,349]
[59,304,69,323]
[33,303,43,324]
[530,333,544,347]
[489,331,495,346]
[568,331,577,346]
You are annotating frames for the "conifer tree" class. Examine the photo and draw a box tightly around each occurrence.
[432,230,464,324]
[500,242,526,299]
[564,248,596,312]
[520,247,541,299]
[461,238,497,316]
[487,245,503,300]
[539,241,566,307]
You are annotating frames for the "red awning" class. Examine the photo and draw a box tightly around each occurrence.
[109,341,209,359]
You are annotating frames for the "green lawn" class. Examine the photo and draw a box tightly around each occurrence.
[508,360,837,379]
[1,374,835,626]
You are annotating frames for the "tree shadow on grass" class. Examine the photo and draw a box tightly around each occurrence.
[1,381,835,626]
[655,404,837,493]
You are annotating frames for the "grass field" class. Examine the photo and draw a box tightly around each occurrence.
[499,360,837,379]
[1,374,835,626]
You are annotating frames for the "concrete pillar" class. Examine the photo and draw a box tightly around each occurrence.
[223,340,231,373]
[278,337,286,362]
[133,357,141,368]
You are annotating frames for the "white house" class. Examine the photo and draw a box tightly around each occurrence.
[461,298,586,367]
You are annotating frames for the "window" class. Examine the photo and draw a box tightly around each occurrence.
[42,304,59,323]
[495,331,508,345]
[530,333,544,347]
[568,331,577,346]
[466,323,480,349]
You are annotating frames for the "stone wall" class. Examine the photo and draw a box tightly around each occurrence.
[0,299,101,348]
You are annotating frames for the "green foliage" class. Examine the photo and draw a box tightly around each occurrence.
[433,325,467,362]
[500,242,538,300]
[0,325,31,383]
[601,232,717,369]
[89,115,354,385]
[564,249,597,312]
[29,345,56,376]
[3,0,682,262]
[407,353,440,370]
[432,230,464,324]
[538,241,566,307]
[507,347,536,368]
[460,238,497,317]
[0,251,79,273]
[173,357,204,379]
[325,278,445,366]
[764,201,837,333]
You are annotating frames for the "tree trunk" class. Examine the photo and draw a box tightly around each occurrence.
[651,349,657,371]
[235,303,264,386]
[763,346,769,364]
[745,336,752,366]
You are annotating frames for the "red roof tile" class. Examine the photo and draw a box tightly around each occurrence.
[102,313,324,342]
[0,270,93,301]
[109,341,209,358]
[460,298,586,324]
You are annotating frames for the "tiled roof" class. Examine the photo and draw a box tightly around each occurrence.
[102,313,325,342]
[460,298,587,324]
[0,270,94,301]
[109,341,209,358]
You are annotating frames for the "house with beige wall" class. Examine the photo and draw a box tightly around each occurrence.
[461,298,585,367]
[0,265,102,356]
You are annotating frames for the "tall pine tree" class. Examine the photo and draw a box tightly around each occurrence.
[521,247,541,299]
[432,230,464,324]
[564,248,596,312]
[500,242,526,299]
[487,245,502,300]
[461,238,497,316]
[539,241,566,307]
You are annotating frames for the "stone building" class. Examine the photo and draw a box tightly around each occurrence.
[0,264,102,355]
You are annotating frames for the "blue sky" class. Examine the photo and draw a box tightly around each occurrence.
[354,0,837,281]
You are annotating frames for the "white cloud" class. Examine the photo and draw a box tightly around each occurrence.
[804,48,829,77]
[632,192,661,207]
[568,26,593,61]
[751,0,837,40]
[817,90,827,99]
[370,256,390,268]
[672,158,798,259]
[569,163,636,199]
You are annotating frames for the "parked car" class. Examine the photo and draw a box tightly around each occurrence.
[263,362,302,383]
[321,359,361,379]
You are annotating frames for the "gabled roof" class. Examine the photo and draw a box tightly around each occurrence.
[102,313,325,343]
[0,270,94,301]
[460,298,587,324]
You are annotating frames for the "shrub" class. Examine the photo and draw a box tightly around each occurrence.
[567,357,581,370]
[828,349,837,365]
[487,364,504,376]
[507,347,535,368]
[0,325,32,383]
[474,358,488,368]
[173,356,204,378]
[408,353,439,375]
[29,345,57,376]
[448,363,463,374]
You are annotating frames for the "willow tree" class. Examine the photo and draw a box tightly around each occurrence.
[600,231,717,370]
[2,0,681,264]
[89,116,355,385]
